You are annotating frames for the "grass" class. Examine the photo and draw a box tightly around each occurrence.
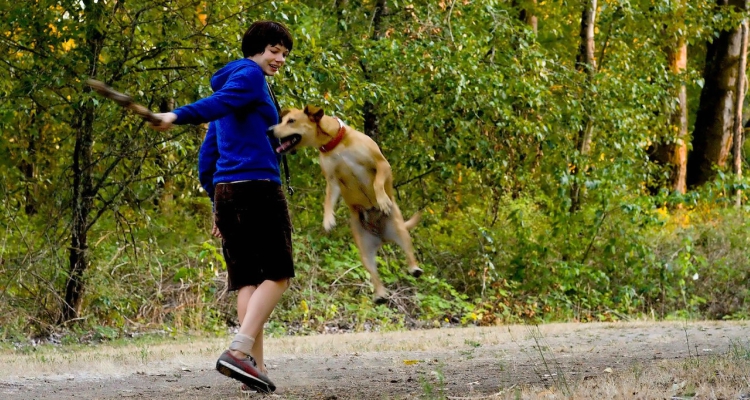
[499,347,750,399]
[492,322,750,400]
[423,348,750,399]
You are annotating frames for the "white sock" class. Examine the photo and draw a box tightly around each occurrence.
[229,333,255,356]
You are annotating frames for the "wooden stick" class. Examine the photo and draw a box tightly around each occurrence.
[86,79,162,125]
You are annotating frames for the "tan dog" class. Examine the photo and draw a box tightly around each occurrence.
[268,105,422,303]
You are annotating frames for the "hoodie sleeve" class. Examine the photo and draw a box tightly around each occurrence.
[198,122,219,202]
[173,65,266,125]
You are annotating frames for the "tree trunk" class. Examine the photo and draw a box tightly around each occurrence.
[511,0,540,196]
[155,97,175,208]
[668,40,689,194]
[734,21,748,206]
[20,111,38,215]
[652,3,689,194]
[361,0,387,139]
[63,103,96,322]
[62,0,104,322]
[687,0,749,188]
[371,0,387,40]
[513,0,538,34]
[570,0,597,212]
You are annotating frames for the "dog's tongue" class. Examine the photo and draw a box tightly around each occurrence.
[276,141,292,154]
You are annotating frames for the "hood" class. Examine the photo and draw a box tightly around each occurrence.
[210,59,258,91]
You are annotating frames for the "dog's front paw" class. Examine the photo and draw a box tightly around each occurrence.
[377,197,393,215]
[323,215,336,231]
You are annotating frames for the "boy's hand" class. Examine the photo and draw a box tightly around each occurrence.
[149,112,178,131]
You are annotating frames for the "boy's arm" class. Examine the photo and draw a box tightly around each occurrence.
[173,67,266,125]
[198,122,219,202]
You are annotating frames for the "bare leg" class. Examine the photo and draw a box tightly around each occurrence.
[229,279,289,364]
[236,285,267,374]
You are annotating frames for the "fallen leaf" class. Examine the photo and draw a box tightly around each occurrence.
[403,360,420,365]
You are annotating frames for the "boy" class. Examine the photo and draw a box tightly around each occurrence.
[150,21,295,393]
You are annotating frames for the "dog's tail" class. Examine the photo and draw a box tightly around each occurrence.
[404,211,421,231]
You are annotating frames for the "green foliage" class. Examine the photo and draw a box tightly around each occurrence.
[1,0,750,341]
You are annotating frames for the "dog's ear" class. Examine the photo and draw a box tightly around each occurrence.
[280,108,291,119]
[304,104,325,123]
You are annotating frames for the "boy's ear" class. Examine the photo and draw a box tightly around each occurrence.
[280,108,291,119]
[304,104,325,123]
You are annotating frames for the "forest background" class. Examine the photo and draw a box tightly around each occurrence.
[1,0,750,342]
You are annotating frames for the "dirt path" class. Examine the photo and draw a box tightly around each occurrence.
[1,321,747,399]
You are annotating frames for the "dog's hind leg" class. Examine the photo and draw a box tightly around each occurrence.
[384,205,422,278]
[349,212,387,303]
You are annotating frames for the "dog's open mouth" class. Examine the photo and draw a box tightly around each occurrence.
[275,134,301,154]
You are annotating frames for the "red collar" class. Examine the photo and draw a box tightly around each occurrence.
[319,117,346,153]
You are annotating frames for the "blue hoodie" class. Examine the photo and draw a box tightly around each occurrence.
[173,59,281,201]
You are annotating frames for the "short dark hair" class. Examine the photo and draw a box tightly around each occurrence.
[241,21,293,58]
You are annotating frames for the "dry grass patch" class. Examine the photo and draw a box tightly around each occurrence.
[0,323,602,381]
[0,336,227,380]
[486,339,750,399]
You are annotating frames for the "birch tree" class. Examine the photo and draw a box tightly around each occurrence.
[570,0,597,212]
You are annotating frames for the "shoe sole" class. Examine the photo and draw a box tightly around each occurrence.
[216,360,274,393]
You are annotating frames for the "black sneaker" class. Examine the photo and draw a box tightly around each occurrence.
[216,350,276,393]
[240,384,256,394]
[240,360,268,394]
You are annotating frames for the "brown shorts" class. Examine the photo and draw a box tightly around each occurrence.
[214,180,294,291]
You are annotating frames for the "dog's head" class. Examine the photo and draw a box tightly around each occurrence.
[268,105,326,154]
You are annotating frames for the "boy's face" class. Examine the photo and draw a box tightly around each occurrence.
[249,44,290,76]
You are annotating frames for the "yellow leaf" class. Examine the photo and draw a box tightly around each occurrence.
[197,2,208,26]
[403,360,420,365]
[61,38,76,52]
